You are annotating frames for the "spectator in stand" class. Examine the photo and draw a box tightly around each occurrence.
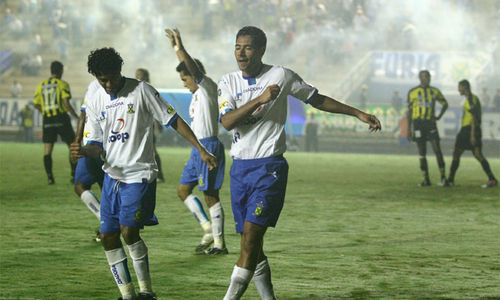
[303,112,319,152]
[479,87,491,108]
[19,103,34,143]
[493,89,500,112]
[10,80,23,98]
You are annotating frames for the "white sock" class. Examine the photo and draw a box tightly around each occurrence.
[105,247,136,299]
[223,265,253,300]
[184,194,210,227]
[209,202,225,248]
[81,190,100,220]
[253,258,276,300]
[127,239,153,294]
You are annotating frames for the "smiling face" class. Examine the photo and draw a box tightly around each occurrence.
[96,71,123,95]
[234,35,265,77]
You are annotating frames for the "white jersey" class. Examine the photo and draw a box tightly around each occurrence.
[190,75,219,139]
[81,80,102,145]
[218,64,317,159]
[84,78,178,183]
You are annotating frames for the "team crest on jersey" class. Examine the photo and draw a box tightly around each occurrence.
[167,104,175,115]
[236,92,242,101]
[127,103,135,114]
[134,210,142,222]
[254,201,264,216]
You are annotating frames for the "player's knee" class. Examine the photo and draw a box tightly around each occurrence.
[177,185,191,201]
[100,232,121,250]
[121,226,140,245]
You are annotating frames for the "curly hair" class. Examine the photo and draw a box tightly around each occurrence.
[87,48,123,76]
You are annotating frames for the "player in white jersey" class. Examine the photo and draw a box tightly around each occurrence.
[71,48,217,300]
[218,26,381,300]
[165,28,227,255]
[71,80,104,242]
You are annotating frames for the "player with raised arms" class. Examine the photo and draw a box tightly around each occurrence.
[218,26,381,299]
[165,28,227,255]
[71,47,217,300]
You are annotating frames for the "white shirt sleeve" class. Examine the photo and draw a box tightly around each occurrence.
[142,82,178,127]
[217,77,236,121]
[285,68,318,104]
[83,101,103,145]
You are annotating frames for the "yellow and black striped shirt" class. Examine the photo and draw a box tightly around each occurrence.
[33,78,71,117]
[407,86,447,120]
[461,93,481,128]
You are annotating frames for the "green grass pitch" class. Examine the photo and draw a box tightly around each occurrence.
[0,142,499,299]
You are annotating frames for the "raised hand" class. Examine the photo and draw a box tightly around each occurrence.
[165,28,176,48]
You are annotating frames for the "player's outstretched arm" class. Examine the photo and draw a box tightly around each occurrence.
[165,28,204,82]
[171,117,217,170]
[220,84,280,131]
[310,94,381,132]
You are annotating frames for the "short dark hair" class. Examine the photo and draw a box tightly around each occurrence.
[87,48,123,76]
[175,59,206,76]
[50,61,63,75]
[136,68,150,83]
[419,70,430,77]
[236,26,267,49]
[459,79,471,91]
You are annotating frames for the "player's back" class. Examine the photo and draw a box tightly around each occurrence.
[34,77,71,117]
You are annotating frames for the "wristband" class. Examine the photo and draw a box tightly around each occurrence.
[174,45,180,52]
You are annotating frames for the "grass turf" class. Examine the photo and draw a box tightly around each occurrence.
[0,142,499,299]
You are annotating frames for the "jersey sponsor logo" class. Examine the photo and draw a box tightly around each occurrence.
[232,131,240,144]
[243,86,263,94]
[105,101,124,109]
[109,118,129,143]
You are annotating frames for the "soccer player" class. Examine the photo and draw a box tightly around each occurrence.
[448,80,497,188]
[71,48,217,300]
[34,61,79,184]
[134,68,165,183]
[407,70,449,187]
[218,26,381,300]
[165,28,227,255]
[71,80,104,241]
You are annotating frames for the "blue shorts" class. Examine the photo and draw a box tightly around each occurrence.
[230,155,288,233]
[100,174,159,234]
[74,157,105,186]
[179,137,225,191]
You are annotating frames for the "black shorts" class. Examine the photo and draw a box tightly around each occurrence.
[455,126,482,150]
[412,120,439,142]
[42,113,75,144]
